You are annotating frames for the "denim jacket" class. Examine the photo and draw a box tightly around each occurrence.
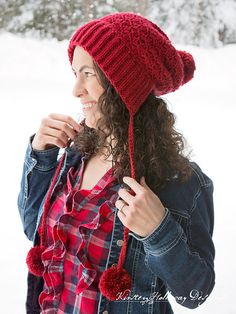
[17,136,215,314]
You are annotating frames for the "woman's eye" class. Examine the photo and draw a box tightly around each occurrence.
[72,70,94,78]
[84,72,94,77]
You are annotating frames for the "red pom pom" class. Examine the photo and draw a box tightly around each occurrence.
[178,50,196,84]
[98,265,132,301]
[26,246,46,277]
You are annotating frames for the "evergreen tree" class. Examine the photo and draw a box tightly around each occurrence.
[149,0,236,47]
[0,0,235,47]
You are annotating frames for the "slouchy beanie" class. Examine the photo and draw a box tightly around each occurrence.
[26,12,196,302]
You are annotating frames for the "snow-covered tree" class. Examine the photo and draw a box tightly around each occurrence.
[0,0,236,47]
[149,0,236,47]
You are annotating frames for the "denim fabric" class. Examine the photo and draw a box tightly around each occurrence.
[17,135,215,314]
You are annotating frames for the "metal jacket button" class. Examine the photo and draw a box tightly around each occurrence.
[116,239,124,246]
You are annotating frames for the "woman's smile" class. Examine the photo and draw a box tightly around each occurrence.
[82,101,97,113]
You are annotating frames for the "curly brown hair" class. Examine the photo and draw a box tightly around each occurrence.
[73,61,193,191]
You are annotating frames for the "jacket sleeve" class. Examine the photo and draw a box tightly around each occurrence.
[129,179,215,309]
[17,135,60,241]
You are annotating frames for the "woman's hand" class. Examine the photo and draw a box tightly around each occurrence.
[32,113,83,151]
[115,176,167,238]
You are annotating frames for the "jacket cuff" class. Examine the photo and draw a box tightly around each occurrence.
[27,134,60,171]
[129,207,184,255]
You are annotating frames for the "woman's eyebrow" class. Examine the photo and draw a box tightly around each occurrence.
[71,65,94,72]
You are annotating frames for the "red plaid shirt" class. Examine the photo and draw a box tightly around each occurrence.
[38,156,120,314]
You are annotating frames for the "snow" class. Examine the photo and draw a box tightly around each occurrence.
[148,0,236,48]
[0,32,235,313]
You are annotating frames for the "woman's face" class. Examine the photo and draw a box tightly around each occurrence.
[72,46,104,129]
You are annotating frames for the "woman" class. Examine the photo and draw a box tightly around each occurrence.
[18,12,215,314]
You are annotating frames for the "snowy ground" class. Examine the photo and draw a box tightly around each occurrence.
[0,32,235,313]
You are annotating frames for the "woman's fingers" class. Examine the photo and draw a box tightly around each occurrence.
[47,113,82,133]
[42,126,70,146]
[33,134,67,150]
[41,119,77,141]
[32,113,83,151]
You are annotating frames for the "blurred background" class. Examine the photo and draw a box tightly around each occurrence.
[1,0,236,46]
[0,1,235,313]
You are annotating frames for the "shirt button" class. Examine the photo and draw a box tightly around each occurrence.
[116,239,124,246]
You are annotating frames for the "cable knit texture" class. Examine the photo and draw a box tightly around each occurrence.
[68,12,196,116]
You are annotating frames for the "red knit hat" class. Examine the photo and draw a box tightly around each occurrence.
[26,12,195,302]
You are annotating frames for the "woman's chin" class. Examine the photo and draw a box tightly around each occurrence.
[84,118,96,129]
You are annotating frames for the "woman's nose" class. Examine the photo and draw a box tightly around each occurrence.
[72,77,87,97]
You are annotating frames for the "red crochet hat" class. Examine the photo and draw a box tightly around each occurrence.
[26,12,195,302]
